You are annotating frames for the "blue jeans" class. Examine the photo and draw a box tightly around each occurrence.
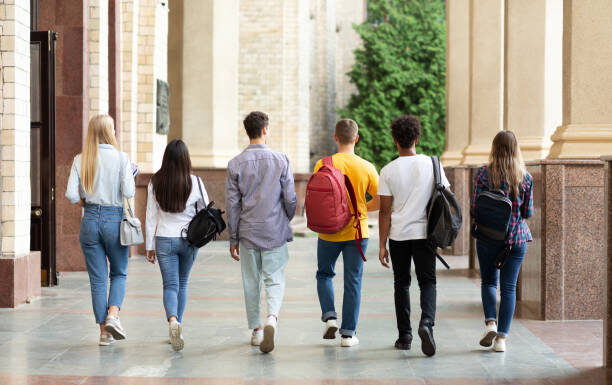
[477,240,527,337]
[79,204,129,324]
[316,238,368,337]
[240,242,290,329]
[156,237,198,323]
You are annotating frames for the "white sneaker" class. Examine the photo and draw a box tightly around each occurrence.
[493,337,506,352]
[104,316,126,340]
[323,319,338,339]
[479,323,498,347]
[260,316,277,353]
[169,320,184,351]
[251,329,264,346]
[341,336,359,347]
[99,332,115,346]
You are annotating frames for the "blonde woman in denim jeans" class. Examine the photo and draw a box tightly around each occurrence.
[145,140,209,352]
[471,131,534,352]
[65,115,136,346]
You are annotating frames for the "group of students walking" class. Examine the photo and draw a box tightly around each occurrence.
[66,111,533,356]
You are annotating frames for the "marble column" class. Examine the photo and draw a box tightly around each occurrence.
[180,0,239,168]
[548,0,612,158]
[461,0,504,165]
[506,0,562,161]
[441,0,469,166]
[605,156,612,367]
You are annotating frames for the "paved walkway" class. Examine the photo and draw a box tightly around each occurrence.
[0,237,607,384]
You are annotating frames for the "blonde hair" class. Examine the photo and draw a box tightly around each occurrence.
[488,131,526,198]
[81,114,118,194]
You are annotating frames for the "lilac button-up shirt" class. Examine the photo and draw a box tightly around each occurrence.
[225,144,297,250]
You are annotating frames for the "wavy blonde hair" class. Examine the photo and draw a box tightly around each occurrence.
[81,114,118,194]
[488,131,526,197]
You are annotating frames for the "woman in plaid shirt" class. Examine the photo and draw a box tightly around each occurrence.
[471,131,534,353]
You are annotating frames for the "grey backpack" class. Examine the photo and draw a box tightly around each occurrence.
[426,156,463,268]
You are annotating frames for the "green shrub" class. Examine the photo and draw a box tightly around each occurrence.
[340,0,446,170]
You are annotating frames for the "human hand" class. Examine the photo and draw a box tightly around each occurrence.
[379,247,390,269]
[146,250,156,264]
[230,245,240,261]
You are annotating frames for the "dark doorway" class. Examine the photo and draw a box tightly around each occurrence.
[30,31,57,287]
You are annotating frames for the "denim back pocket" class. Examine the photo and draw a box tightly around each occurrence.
[79,218,99,246]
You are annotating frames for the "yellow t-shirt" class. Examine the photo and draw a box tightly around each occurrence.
[313,153,379,242]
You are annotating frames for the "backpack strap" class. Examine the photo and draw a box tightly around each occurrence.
[431,156,444,191]
[194,176,205,212]
[344,175,366,262]
[322,156,334,169]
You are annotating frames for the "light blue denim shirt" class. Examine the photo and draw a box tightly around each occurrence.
[65,144,135,207]
[226,144,297,250]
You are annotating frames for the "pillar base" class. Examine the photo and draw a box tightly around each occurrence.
[460,144,490,166]
[548,124,612,159]
[191,150,240,169]
[519,136,553,161]
[440,150,464,166]
[0,251,41,308]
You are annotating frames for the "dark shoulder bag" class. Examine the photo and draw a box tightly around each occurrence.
[183,177,227,248]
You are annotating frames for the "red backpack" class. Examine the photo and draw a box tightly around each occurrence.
[305,156,366,261]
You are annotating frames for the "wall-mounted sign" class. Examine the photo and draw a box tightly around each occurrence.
[156,79,170,135]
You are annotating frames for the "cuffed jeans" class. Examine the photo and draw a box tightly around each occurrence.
[477,240,527,337]
[156,237,198,323]
[79,204,129,324]
[240,242,290,329]
[389,239,437,336]
[316,238,369,337]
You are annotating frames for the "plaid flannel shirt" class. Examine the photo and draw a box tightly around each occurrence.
[470,166,534,245]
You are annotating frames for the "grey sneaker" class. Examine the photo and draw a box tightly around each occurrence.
[99,332,115,346]
[104,316,127,340]
[169,320,184,351]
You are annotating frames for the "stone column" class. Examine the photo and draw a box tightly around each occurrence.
[87,0,109,116]
[604,156,612,367]
[460,0,504,165]
[119,0,139,160]
[506,0,562,161]
[441,0,469,167]
[181,0,239,169]
[548,0,612,158]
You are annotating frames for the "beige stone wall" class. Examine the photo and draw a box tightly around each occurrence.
[88,0,109,116]
[0,0,31,257]
[335,0,363,112]
[120,0,139,160]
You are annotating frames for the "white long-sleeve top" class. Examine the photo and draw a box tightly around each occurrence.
[145,174,209,251]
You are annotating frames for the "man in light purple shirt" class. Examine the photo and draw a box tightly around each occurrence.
[226,111,297,354]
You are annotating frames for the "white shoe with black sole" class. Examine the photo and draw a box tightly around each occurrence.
[323,319,338,339]
[260,316,276,353]
[479,323,498,347]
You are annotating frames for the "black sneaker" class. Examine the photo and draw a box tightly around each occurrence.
[418,324,436,357]
[394,334,412,350]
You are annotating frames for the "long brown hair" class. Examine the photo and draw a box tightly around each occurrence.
[488,131,526,197]
[81,115,118,194]
[152,139,192,213]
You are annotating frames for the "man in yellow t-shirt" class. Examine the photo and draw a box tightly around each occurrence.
[313,119,379,347]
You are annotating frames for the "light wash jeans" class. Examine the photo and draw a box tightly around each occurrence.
[316,238,369,337]
[240,242,290,329]
[156,237,198,323]
[79,204,129,324]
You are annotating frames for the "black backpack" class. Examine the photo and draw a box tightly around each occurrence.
[426,156,463,269]
[471,176,515,268]
[183,177,227,248]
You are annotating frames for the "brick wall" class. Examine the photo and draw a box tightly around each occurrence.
[120,0,139,160]
[88,0,109,116]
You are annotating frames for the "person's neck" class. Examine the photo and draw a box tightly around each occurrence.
[337,144,355,154]
[398,146,417,157]
[250,137,266,145]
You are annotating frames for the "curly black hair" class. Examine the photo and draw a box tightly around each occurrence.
[391,115,421,149]
[243,111,269,139]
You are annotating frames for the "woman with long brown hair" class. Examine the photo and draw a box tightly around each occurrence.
[145,139,209,351]
[471,131,534,352]
[65,114,136,346]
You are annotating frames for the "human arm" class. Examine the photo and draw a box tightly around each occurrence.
[195,176,209,209]
[225,164,241,261]
[65,156,82,204]
[378,195,392,269]
[121,154,136,199]
[281,156,297,220]
[366,164,380,211]
[145,181,158,262]
[520,174,534,219]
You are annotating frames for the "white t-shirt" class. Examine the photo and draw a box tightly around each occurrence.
[378,154,450,241]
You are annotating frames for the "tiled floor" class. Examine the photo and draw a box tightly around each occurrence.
[0,237,607,384]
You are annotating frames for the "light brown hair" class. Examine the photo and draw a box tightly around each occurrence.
[335,119,358,144]
[81,114,118,194]
[488,131,526,197]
